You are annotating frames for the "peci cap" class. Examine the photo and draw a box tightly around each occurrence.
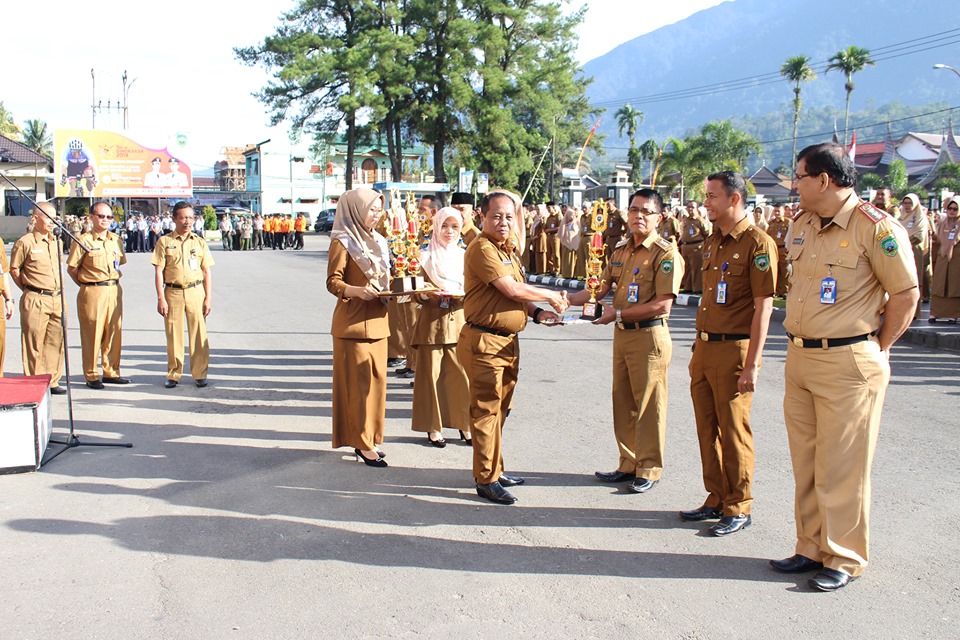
[451,192,474,207]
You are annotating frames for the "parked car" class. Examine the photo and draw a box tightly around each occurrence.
[314,208,337,232]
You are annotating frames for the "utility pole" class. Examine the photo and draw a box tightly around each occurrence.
[91,69,96,128]
[122,70,136,129]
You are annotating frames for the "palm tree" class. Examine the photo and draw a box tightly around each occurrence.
[639,138,661,187]
[615,104,644,187]
[826,46,875,146]
[780,55,816,173]
[22,119,52,157]
[698,120,763,172]
[0,101,21,140]
[659,137,707,203]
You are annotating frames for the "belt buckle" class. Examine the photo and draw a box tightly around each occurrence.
[700,331,709,342]
[792,336,804,348]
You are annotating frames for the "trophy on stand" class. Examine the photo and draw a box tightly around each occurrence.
[390,191,425,293]
[581,200,608,320]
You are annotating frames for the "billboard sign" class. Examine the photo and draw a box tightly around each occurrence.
[55,129,192,198]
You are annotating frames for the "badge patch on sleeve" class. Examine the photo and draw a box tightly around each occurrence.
[754,252,770,271]
[660,259,673,274]
[878,232,898,257]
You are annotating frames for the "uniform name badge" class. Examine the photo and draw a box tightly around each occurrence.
[626,282,639,303]
[907,220,914,229]
[950,231,957,241]
[689,226,695,235]
[716,281,728,304]
[189,257,199,270]
[820,277,837,304]
[439,296,451,309]
[114,259,121,271]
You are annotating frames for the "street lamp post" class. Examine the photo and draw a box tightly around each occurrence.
[933,63,960,79]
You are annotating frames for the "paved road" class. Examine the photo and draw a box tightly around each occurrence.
[2,234,957,639]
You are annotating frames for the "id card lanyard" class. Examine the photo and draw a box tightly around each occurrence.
[820,265,837,304]
[626,267,640,303]
[716,262,728,304]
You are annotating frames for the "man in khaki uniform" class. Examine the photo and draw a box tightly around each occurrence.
[152,202,215,388]
[575,205,594,279]
[602,199,625,266]
[67,202,129,389]
[658,208,681,245]
[773,143,917,592]
[568,189,683,493]
[9,202,66,393]
[872,186,899,218]
[0,235,16,375]
[679,202,709,293]
[766,205,792,297]
[544,202,561,275]
[682,171,777,537]
[459,192,566,505]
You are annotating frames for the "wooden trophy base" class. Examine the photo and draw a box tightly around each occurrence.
[581,300,603,320]
[391,275,425,294]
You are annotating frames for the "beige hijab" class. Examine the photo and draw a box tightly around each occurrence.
[559,206,581,251]
[938,196,960,261]
[330,188,390,291]
[421,207,466,295]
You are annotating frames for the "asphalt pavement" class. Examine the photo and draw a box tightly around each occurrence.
[2,234,958,639]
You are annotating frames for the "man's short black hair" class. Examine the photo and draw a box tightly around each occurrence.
[706,170,748,204]
[629,188,664,213]
[797,143,857,188]
[480,192,516,215]
[172,201,194,218]
[91,201,112,216]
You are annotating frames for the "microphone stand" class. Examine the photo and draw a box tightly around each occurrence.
[0,172,132,466]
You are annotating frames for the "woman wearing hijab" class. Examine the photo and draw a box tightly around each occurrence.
[899,193,931,320]
[930,195,960,323]
[326,189,392,467]
[411,207,471,446]
[559,205,581,279]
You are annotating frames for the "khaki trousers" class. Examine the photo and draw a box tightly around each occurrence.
[411,344,470,432]
[546,236,560,274]
[77,284,123,380]
[680,243,703,292]
[458,326,519,484]
[387,297,407,359]
[575,240,590,279]
[612,325,671,480]
[332,337,387,450]
[163,285,209,381]
[689,339,755,515]
[776,247,789,297]
[534,248,546,275]
[20,291,64,388]
[783,339,889,577]
[560,246,577,279]
[395,300,418,371]
[0,312,6,376]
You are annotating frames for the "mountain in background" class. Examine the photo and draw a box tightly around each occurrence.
[583,0,960,167]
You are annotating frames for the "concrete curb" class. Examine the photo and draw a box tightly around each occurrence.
[527,274,959,353]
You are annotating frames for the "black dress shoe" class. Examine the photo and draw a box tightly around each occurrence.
[710,514,752,536]
[499,473,525,487]
[354,449,388,468]
[164,379,178,389]
[626,478,659,493]
[195,379,208,388]
[86,380,105,389]
[387,358,405,368]
[594,470,636,483]
[809,568,851,592]
[102,377,130,384]
[679,505,723,521]
[427,435,446,448]
[770,554,824,574]
[395,367,411,376]
[401,369,416,379]
[476,481,517,504]
[49,386,67,395]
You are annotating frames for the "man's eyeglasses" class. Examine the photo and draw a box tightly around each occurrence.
[793,173,816,182]
[947,206,959,212]
[93,214,113,219]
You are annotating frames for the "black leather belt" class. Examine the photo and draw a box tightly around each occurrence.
[24,285,61,296]
[680,240,704,245]
[698,331,750,342]
[466,322,515,338]
[81,280,119,287]
[165,281,203,289]
[786,332,872,349]
[618,318,667,330]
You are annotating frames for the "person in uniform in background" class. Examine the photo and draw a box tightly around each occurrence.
[897,194,930,320]
[219,214,233,251]
[930,195,960,323]
[264,214,275,249]
[293,213,306,250]
[326,188,391,468]
[152,202,215,389]
[252,213,264,250]
[544,202,561,275]
[451,192,480,246]
[766,204,792,297]
[0,232,16,375]
[531,204,547,274]
[775,143,917,591]
[568,189,683,494]
[575,204,594,280]
[751,206,770,232]
[67,202,129,389]
[559,204,581,279]
[9,202,66,394]
[460,192,567,504]
[411,207,471,447]
[872,186,899,218]
[522,203,535,270]
[681,171,777,537]
[603,198,625,267]
[658,206,681,245]
[679,202,709,293]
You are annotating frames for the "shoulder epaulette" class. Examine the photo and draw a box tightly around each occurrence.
[654,236,672,251]
[791,209,805,221]
[614,237,629,249]
[857,202,887,224]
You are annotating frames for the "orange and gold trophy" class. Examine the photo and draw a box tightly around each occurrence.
[581,200,608,320]
[390,191,425,293]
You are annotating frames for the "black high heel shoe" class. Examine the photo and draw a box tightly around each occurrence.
[354,449,388,467]
[459,430,472,444]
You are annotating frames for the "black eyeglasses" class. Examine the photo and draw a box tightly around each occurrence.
[793,173,816,182]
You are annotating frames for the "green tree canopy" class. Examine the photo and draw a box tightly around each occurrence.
[0,102,21,140]
[780,54,816,173]
[826,45,875,146]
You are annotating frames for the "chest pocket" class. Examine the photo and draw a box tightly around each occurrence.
[824,250,860,292]
[787,240,806,263]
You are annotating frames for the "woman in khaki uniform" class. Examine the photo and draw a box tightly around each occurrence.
[899,194,931,320]
[930,195,960,322]
[0,236,14,374]
[326,189,391,467]
[411,207,471,446]
[558,205,581,279]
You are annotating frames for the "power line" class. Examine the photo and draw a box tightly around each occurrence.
[591,27,960,109]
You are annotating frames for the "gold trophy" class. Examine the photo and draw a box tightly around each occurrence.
[390,191,425,293]
[581,200,608,320]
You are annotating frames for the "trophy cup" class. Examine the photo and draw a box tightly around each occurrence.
[390,192,425,293]
[581,200,608,320]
